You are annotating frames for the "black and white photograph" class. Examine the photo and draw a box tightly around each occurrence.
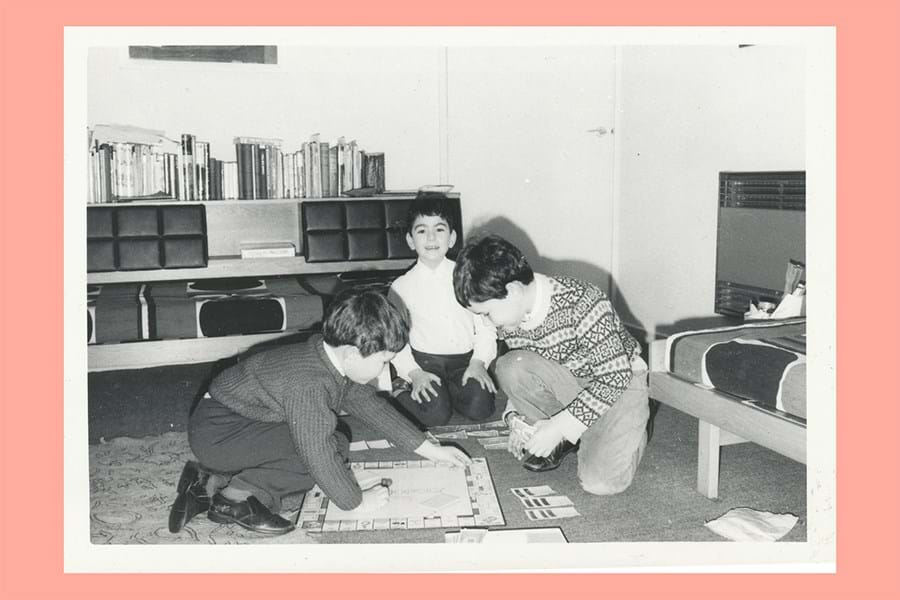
[65,26,836,572]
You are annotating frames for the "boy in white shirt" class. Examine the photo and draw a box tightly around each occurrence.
[388,193,498,427]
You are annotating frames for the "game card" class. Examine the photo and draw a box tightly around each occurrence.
[519,495,574,509]
[511,485,556,498]
[524,506,582,521]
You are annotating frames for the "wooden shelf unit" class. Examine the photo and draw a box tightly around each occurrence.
[87,194,423,284]
[87,194,427,371]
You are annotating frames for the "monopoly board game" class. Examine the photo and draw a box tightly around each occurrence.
[296,458,504,532]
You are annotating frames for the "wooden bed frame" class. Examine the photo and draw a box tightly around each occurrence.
[649,339,806,499]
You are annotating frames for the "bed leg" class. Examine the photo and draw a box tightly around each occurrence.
[697,420,720,499]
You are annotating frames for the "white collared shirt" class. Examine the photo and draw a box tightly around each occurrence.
[389,257,498,380]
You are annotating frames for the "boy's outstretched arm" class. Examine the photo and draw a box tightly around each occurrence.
[414,441,472,467]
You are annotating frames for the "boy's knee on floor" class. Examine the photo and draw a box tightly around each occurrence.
[579,473,635,496]
[457,399,495,422]
[416,402,453,427]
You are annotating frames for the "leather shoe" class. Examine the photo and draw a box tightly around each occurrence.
[522,440,579,472]
[207,493,295,536]
[168,461,210,533]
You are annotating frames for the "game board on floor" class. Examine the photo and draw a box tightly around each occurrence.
[296,458,504,532]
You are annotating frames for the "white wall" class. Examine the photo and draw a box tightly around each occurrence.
[615,45,805,336]
[447,47,617,289]
[87,45,620,290]
[87,46,444,191]
[86,44,806,334]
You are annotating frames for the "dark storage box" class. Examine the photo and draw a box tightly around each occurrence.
[118,239,163,270]
[117,206,160,237]
[87,239,117,272]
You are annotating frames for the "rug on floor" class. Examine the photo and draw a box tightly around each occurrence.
[89,431,314,544]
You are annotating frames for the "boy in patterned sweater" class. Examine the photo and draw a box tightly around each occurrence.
[453,234,649,495]
[168,289,471,536]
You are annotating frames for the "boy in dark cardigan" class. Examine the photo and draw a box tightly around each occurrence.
[168,289,471,536]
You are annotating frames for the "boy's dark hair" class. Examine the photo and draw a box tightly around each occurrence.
[406,191,456,235]
[322,289,408,356]
[453,234,534,306]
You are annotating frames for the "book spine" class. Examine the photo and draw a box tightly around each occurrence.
[98,144,113,204]
[275,148,284,199]
[181,134,195,200]
[250,144,259,199]
[337,138,353,194]
[309,141,322,198]
[349,140,362,190]
[258,145,268,199]
[329,145,339,197]
[363,152,385,193]
[320,142,330,197]
[301,145,310,198]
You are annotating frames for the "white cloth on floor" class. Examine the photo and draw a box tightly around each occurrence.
[705,507,799,541]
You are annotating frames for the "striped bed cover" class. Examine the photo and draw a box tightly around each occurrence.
[664,318,807,421]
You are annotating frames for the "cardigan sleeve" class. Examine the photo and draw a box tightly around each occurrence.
[343,384,427,452]
[281,384,363,511]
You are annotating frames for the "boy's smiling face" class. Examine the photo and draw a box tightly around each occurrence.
[406,214,456,268]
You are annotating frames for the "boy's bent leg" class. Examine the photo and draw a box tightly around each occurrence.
[576,364,650,496]
[189,396,315,513]
[391,381,453,427]
[453,379,496,421]
[494,350,582,422]
[445,356,496,421]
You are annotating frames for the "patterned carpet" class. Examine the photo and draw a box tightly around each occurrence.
[89,431,314,544]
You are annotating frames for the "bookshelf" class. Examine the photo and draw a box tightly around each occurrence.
[86,195,418,285]
[85,193,454,371]
[85,123,441,370]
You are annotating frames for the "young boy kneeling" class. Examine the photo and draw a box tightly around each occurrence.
[168,289,471,536]
[453,235,649,496]
[388,192,498,427]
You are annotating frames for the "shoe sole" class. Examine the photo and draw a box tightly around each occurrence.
[207,509,294,536]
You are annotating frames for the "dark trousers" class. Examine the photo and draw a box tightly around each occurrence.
[188,394,350,513]
[392,349,496,427]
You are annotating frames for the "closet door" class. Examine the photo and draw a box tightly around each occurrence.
[446,46,617,291]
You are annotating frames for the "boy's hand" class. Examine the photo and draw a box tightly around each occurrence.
[415,441,472,467]
[357,485,390,512]
[507,412,535,459]
[461,360,497,393]
[523,419,566,458]
[409,369,442,403]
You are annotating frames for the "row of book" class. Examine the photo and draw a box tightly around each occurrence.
[87,125,386,204]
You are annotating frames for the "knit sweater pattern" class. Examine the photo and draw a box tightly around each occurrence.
[208,335,426,510]
[500,276,640,428]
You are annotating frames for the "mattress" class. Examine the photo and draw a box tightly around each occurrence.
[88,277,323,343]
[664,318,807,421]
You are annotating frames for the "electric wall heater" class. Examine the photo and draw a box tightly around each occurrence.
[714,171,806,316]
